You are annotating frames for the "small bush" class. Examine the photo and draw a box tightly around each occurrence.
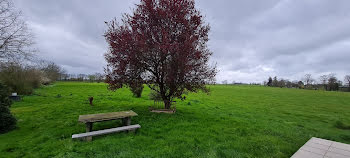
[0,63,42,94]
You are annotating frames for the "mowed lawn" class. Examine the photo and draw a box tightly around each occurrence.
[1,82,350,158]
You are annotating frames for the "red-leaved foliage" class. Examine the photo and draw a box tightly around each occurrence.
[104,0,216,109]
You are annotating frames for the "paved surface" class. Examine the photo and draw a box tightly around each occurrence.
[291,137,350,158]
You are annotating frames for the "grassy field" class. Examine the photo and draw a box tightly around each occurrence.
[1,82,350,158]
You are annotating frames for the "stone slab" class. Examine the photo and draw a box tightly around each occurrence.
[291,137,350,158]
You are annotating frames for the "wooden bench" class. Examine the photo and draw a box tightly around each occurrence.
[72,110,139,141]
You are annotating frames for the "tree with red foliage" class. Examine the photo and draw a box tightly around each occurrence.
[104,0,216,109]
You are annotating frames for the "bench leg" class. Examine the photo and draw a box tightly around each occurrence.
[85,122,93,141]
[122,117,132,132]
[122,117,131,126]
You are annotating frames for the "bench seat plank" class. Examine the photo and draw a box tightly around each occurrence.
[72,124,141,139]
[78,110,138,123]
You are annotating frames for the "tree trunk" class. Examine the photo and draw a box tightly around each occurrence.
[164,100,171,109]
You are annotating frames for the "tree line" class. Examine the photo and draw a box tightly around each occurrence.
[265,74,350,92]
[58,73,105,82]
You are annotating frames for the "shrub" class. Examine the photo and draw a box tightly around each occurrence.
[25,67,42,89]
[0,82,16,133]
[0,63,42,94]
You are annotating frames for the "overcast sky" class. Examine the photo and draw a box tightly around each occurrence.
[13,0,350,83]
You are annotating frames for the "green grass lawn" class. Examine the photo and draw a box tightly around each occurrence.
[1,82,350,158]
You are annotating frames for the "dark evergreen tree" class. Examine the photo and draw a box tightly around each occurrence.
[272,76,278,87]
[0,82,16,133]
[298,81,304,89]
[328,76,339,91]
[267,77,272,86]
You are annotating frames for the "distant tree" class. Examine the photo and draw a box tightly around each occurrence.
[58,68,67,81]
[272,76,278,87]
[88,74,96,82]
[77,74,86,81]
[345,75,350,91]
[263,81,267,86]
[104,0,216,109]
[278,79,286,88]
[337,80,343,86]
[94,73,104,83]
[285,80,292,88]
[267,77,272,86]
[0,0,34,62]
[291,80,299,88]
[319,75,328,90]
[60,73,69,81]
[68,74,77,81]
[222,80,228,85]
[298,81,304,89]
[40,62,64,83]
[303,74,314,89]
[327,74,339,91]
